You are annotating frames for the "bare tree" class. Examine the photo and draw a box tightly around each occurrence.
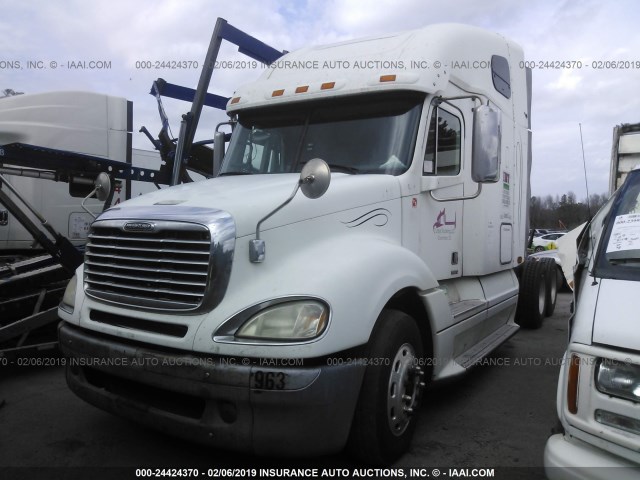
[0,89,25,98]
[532,191,608,230]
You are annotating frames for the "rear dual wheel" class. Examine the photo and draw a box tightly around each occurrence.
[515,258,558,329]
[543,259,558,317]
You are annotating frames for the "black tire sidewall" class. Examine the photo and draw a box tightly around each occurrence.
[349,310,424,465]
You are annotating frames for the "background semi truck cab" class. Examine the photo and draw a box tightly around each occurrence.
[0,91,159,252]
[58,23,540,464]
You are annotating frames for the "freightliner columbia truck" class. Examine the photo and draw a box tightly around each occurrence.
[58,22,552,464]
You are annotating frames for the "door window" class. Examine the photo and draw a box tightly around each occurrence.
[423,107,461,176]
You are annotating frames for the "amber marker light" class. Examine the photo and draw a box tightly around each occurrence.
[230,97,241,104]
[380,74,397,82]
[295,86,309,93]
[320,82,335,90]
[567,354,580,414]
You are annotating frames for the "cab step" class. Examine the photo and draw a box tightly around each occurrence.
[455,323,519,369]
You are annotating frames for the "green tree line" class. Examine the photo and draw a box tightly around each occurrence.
[530,192,609,231]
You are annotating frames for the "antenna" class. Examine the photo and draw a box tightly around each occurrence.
[579,123,592,219]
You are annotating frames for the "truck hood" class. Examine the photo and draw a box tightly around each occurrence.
[592,279,640,351]
[107,173,401,237]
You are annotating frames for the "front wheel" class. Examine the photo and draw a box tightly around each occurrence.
[348,310,426,465]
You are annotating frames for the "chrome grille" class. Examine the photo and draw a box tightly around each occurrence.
[85,221,213,311]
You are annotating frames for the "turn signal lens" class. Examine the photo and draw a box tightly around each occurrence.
[60,274,77,313]
[595,409,640,435]
[567,354,580,414]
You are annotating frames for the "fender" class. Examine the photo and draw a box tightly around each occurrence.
[57,264,85,326]
[194,229,441,359]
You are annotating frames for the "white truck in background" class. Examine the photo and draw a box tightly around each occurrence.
[0,91,160,252]
[609,123,640,196]
[0,78,219,356]
[58,21,556,464]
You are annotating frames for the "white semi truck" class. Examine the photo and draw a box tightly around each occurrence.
[58,22,552,463]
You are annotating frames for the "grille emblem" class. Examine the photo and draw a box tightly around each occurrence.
[123,222,155,232]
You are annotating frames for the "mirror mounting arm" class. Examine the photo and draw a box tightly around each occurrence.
[249,180,303,264]
[249,159,330,263]
[435,94,485,109]
[255,180,302,242]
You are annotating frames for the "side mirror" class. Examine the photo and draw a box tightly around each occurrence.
[213,121,235,178]
[81,172,112,219]
[472,105,501,183]
[94,172,112,201]
[300,158,331,199]
[249,158,331,263]
[213,131,225,177]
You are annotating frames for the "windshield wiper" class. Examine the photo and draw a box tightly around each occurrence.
[218,171,255,176]
[609,258,640,265]
[327,163,360,174]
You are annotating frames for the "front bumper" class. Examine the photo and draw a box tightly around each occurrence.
[544,434,640,480]
[58,322,365,456]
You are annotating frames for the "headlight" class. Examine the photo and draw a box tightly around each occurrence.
[60,274,77,313]
[596,359,640,403]
[235,301,328,341]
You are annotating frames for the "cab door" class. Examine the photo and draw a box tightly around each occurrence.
[418,102,467,280]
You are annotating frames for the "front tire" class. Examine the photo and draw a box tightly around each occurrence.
[348,310,425,465]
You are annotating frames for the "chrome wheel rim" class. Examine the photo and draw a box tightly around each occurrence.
[387,342,422,436]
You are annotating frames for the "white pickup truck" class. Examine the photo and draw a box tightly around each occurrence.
[545,169,640,478]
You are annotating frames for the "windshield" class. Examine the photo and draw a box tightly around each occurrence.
[220,92,423,176]
[595,169,640,280]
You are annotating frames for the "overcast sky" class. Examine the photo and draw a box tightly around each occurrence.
[2,0,640,200]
